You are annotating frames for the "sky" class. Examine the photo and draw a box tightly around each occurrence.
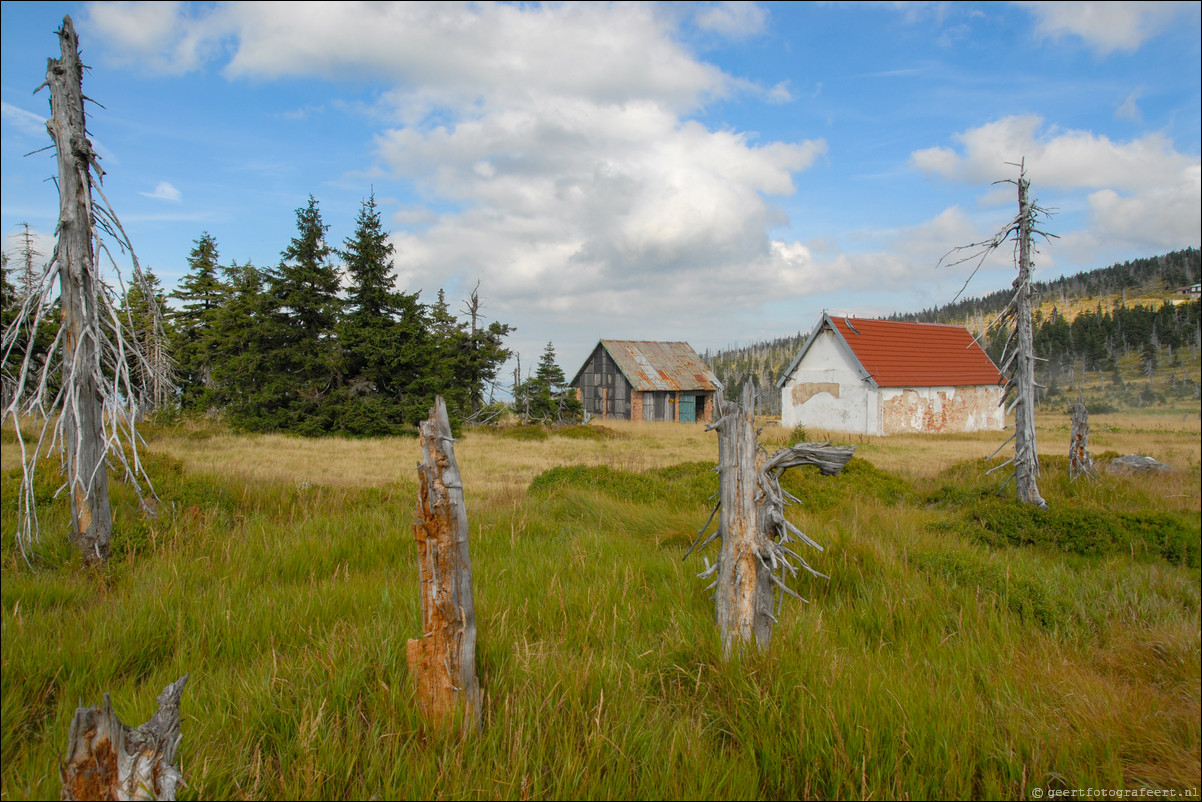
[2,1,1200,379]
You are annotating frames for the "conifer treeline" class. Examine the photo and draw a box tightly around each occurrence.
[897,248,1202,405]
[156,194,513,435]
[702,333,808,415]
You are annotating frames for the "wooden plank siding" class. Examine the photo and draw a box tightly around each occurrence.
[572,341,718,423]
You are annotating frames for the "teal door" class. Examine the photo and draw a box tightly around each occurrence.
[679,394,696,423]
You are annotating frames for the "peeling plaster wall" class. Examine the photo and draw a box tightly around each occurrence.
[880,385,1004,434]
[780,330,877,433]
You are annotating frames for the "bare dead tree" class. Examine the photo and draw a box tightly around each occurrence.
[60,675,188,801]
[688,385,853,658]
[406,396,482,730]
[1,16,165,565]
[16,222,43,301]
[1068,398,1096,481]
[940,160,1055,509]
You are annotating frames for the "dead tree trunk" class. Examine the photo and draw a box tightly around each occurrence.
[947,162,1054,509]
[60,675,188,801]
[1011,174,1047,508]
[710,384,768,654]
[46,15,113,563]
[3,15,161,566]
[406,396,482,731]
[692,385,853,658]
[1068,400,1096,480]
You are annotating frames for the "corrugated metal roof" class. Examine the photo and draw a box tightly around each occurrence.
[826,316,1003,387]
[599,340,720,392]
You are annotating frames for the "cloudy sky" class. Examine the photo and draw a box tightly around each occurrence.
[2,1,1199,376]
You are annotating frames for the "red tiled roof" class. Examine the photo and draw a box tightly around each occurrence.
[828,316,1002,387]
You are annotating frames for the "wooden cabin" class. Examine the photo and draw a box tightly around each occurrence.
[571,340,720,423]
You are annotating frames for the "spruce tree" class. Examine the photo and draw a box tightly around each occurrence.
[265,196,342,433]
[171,232,226,411]
[515,341,580,423]
[335,193,427,435]
[209,260,280,428]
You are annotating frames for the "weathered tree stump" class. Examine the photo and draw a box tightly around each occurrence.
[406,397,482,731]
[691,386,853,658]
[1068,401,1096,480]
[60,675,188,801]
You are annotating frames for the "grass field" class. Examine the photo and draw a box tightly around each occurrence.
[1,408,1199,800]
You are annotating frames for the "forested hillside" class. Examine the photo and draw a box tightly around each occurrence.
[706,249,1201,413]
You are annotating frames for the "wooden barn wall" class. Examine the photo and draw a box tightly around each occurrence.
[578,345,632,419]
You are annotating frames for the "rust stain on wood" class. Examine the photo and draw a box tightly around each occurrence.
[406,398,481,731]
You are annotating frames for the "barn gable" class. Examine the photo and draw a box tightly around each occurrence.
[778,314,1004,435]
[571,340,720,423]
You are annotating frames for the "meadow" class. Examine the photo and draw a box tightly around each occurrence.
[1,407,1199,800]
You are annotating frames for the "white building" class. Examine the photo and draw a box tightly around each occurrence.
[777,314,1005,436]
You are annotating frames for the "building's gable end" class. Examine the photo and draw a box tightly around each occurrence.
[778,314,874,389]
[573,341,634,420]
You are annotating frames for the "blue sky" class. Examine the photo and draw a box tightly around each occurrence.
[2,1,1199,376]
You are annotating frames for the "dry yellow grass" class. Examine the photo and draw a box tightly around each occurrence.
[149,421,720,505]
[7,407,1195,507]
[139,407,1201,504]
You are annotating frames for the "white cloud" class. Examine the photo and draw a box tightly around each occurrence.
[1018,1,1192,55]
[765,81,795,104]
[911,116,1201,275]
[83,0,231,74]
[910,114,1197,192]
[693,2,768,39]
[1115,88,1143,122]
[1058,165,1202,257]
[141,182,182,202]
[1,102,47,138]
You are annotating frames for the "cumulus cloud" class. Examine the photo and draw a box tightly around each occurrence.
[141,181,182,202]
[85,2,823,347]
[912,115,1201,273]
[1018,1,1193,55]
[910,114,1197,192]
[1055,165,1202,259]
[84,0,231,74]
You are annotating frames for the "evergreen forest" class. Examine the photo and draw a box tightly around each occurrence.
[2,195,517,436]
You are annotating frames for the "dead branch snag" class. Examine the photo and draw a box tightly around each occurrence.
[1068,400,1096,481]
[406,396,482,731]
[695,385,853,659]
[60,675,188,801]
